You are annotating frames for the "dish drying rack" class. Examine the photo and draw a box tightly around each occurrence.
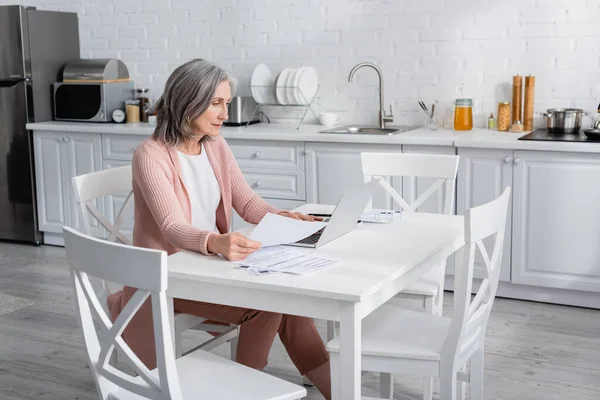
[247,85,319,130]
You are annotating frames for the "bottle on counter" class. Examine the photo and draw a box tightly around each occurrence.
[487,113,496,130]
[497,102,511,132]
[511,120,524,133]
[523,75,535,131]
[453,98,473,131]
[136,88,150,122]
[125,100,140,123]
[512,75,523,125]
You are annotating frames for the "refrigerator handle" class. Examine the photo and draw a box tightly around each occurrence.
[0,78,26,88]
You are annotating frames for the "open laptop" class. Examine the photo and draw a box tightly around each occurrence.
[284,180,377,248]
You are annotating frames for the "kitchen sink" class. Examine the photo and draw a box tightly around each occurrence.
[319,125,418,135]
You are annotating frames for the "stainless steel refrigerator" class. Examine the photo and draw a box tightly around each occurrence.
[0,5,80,244]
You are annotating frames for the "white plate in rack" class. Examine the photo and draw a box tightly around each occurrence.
[290,66,307,105]
[296,66,318,105]
[251,63,275,104]
[276,67,293,105]
[285,67,300,105]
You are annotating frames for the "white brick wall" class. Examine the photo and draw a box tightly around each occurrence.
[5,0,600,126]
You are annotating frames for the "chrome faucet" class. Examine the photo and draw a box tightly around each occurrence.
[348,62,394,129]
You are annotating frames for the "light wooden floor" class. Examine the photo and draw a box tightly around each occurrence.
[1,242,600,400]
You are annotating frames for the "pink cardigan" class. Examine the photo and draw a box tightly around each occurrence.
[109,136,281,369]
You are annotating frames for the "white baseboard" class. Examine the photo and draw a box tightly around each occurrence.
[43,232,64,247]
[445,275,600,310]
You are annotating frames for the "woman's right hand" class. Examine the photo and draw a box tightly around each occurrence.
[207,232,261,261]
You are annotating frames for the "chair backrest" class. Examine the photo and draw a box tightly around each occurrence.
[63,226,183,400]
[442,187,511,365]
[361,152,459,214]
[71,165,133,245]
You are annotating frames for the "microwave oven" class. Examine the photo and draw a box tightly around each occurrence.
[53,81,134,122]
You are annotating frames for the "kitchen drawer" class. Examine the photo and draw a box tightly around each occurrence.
[102,134,145,161]
[241,167,305,201]
[227,139,305,171]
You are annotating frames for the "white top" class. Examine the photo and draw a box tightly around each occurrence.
[177,145,221,232]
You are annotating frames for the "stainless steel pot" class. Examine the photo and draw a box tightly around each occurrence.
[542,108,586,134]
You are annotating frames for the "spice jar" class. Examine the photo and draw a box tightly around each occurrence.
[487,113,496,130]
[497,102,511,131]
[454,98,473,131]
[125,100,140,123]
[136,88,150,122]
[511,120,524,133]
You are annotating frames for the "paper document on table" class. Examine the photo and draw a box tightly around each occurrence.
[232,246,339,276]
[360,209,402,224]
[248,213,328,247]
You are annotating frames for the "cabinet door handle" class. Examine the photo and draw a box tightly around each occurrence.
[255,180,263,187]
[303,149,310,154]
[57,137,63,142]
[514,158,521,164]
[64,137,70,142]
[504,156,512,163]
[253,151,261,158]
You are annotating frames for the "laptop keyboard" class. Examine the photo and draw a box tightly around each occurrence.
[296,227,325,245]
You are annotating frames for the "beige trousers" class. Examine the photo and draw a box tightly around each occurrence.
[174,299,330,376]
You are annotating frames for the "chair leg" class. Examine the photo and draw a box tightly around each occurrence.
[302,376,314,387]
[327,320,336,341]
[380,372,393,399]
[422,377,433,400]
[440,366,457,400]
[174,330,183,359]
[424,297,434,314]
[229,336,238,361]
[456,367,466,400]
[470,348,484,400]
[330,354,341,400]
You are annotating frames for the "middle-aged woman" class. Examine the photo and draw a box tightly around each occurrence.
[107,59,331,399]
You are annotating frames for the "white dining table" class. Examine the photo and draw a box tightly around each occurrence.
[166,204,465,400]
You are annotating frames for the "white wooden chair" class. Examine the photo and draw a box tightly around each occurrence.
[326,187,511,400]
[325,153,459,397]
[63,226,307,400]
[361,152,459,316]
[71,165,238,360]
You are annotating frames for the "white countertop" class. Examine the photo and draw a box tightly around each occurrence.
[24,121,464,146]
[453,130,600,154]
[25,121,600,153]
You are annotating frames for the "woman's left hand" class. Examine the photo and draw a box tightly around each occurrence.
[278,211,323,222]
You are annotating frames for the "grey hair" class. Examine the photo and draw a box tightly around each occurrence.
[153,59,235,146]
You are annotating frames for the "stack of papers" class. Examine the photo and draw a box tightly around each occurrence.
[232,246,339,276]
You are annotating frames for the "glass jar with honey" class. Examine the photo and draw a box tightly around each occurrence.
[454,98,473,131]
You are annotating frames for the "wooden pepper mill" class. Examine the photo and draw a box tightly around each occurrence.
[512,75,523,124]
[523,75,535,131]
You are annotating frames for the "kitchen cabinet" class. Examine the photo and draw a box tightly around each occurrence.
[511,150,600,293]
[33,131,103,242]
[456,148,512,281]
[227,139,308,232]
[33,131,67,234]
[305,142,402,209]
